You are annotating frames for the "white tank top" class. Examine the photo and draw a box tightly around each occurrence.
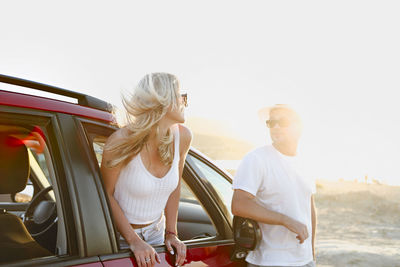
[114,125,180,224]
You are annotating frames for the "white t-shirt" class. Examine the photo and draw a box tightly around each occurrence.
[232,145,316,266]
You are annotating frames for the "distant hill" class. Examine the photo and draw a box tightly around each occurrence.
[185,116,241,139]
[191,132,254,160]
[185,116,254,160]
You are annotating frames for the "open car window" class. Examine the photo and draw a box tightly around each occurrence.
[177,180,217,241]
[186,154,233,220]
[0,123,66,264]
[82,123,221,248]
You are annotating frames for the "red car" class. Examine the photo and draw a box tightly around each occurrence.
[0,75,259,267]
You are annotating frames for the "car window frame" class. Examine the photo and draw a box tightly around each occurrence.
[80,121,221,247]
[77,118,120,253]
[182,152,235,242]
[185,151,234,228]
[0,105,76,265]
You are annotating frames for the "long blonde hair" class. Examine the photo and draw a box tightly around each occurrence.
[105,73,180,168]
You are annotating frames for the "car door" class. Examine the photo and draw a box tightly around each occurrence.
[183,151,245,266]
[0,104,106,267]
[80,121,245,266]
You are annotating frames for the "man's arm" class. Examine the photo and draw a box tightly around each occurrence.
[311,195,317,260]
[232,189,309,243]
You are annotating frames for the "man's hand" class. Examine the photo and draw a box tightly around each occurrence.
[232,189,310,244]
[283,216,309,244]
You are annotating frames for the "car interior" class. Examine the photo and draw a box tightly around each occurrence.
[0,124,62,264]
[0,130,54,263]
[176,181,217,241]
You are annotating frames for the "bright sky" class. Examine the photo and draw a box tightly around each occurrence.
[1,1,399,185]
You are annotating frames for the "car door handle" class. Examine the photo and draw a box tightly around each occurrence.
[191,233,212,240]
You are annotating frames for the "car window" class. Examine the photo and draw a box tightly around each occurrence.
[15,150,53,203]
[186,154,233,219]
[82,122,115,166]
[82,123,219,247]
[178,180,217,241]
[180,179,198,202]
[0,123,65,264]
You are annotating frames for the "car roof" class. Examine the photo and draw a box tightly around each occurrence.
[0,74,115,123]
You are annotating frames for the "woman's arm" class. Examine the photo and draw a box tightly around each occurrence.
[101,151,139,245]
[101,131,160,267]
[164,125,192,266]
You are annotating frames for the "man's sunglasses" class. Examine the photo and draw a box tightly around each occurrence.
[181,93,188,107]
[266,118,290,128]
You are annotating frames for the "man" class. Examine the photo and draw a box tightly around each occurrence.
[232,104,316,267]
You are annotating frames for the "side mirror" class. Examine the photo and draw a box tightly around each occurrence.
[230,216,262,261]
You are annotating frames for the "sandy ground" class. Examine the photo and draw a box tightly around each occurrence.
[314,180,400,267]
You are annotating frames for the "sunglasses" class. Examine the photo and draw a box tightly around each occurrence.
[266,118,290,128]
[181,93,188,107]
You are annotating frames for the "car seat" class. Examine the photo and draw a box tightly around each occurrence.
[0,134,52,263]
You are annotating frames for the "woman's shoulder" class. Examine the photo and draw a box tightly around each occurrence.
[177,124,192,141]
[105,127,130,147]
[177,124,192,152]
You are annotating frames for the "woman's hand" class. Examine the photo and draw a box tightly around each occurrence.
[165,234,186,266]
[129,238,161,267]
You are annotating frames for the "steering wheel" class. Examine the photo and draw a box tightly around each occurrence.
[23,186,57,241]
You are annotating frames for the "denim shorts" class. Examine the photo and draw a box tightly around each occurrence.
[247,260,316,267]
[134,215,165,246]
[119,215,166,248]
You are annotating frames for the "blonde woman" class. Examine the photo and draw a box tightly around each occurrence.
[101,73,191,267]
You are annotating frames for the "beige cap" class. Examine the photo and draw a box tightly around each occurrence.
[257,104,297,122]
